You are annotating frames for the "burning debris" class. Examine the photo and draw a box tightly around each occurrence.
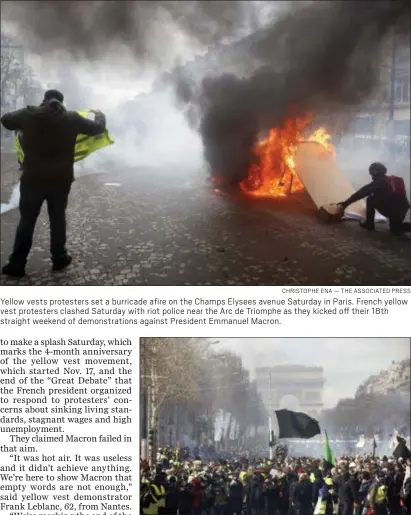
[239,113,335,199]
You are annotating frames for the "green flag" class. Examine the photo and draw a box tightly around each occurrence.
[324,430,336,467]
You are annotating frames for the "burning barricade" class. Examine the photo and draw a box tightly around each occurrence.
[215,112,377,222]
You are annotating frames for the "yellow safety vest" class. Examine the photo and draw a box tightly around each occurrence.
[314,484,338,515]
[324,479,338,514]
[314,497,338,515]
[14,109,114,165]
[15,133,24,164]
[310,472,316,483]
[142,495,158,515]
[240,471,248,483]
[375,486,387,504]
[151,485,166,508]
[314,499,327,515]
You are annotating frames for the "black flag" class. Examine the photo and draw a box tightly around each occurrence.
[393,436,411,460]
[275,409,321,439]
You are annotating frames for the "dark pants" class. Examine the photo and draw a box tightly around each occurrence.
[341,502,354,515]
[366,196,410,233]
[9,180,71,266]
[374,504,388,515]
[295,504,312,515]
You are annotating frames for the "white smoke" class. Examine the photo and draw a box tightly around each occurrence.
[214,409,225,442]
[107,87,204,172]
[0,183,20,215]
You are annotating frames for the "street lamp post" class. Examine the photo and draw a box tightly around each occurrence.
[268,370,274,460]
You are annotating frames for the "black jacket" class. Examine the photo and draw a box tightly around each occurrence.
[292,479,313,507]
[1,100,106,184]
[342,175,409,209]
[339,478,359,505]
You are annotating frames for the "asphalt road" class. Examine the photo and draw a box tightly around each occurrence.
[1,161,410,286]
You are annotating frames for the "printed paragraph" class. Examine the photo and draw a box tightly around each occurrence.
[0,288,409,327]
[0,337,136,515]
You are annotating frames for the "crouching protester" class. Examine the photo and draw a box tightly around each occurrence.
[338,162,410,235]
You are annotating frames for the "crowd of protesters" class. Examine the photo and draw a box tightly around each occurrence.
[140,441,411,515]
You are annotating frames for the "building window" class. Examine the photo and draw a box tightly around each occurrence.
[395,75,410,104]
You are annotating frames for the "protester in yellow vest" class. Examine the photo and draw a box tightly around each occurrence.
[0,89,113,278]
[368,475,388,515]
[14,110,113,165]
[141,482,159,515]
[314,480,336,515]
[151,480,166,515]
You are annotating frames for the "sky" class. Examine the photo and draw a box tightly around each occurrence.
[217,338,410,408]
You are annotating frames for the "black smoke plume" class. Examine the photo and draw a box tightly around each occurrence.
[1,1,254,61]
[178,0,410,184]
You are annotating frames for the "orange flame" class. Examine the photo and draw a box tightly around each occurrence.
[240,113,336,198]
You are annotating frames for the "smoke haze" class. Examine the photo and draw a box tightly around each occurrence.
[178,0,410,183]
[2,1,409,183]
[1,1,279,172]
[218,338,410,408]
[1,1,263,64]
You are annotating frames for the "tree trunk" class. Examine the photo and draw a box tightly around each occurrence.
[148,365,158,467]
[141,387,148,461]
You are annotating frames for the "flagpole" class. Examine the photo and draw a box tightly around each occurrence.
[268,370,273,460]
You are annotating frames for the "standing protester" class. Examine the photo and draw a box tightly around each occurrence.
[368,473,389,515]
[0,89,106,277]
[165,476,179,515]
[358,471,373,515]
[292,473,314,515]
[338,471,360,515]
[228,475,244,515]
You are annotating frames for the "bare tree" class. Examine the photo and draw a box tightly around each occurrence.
[1,33,36,114]
[140,339,268,459]
[140,337,209,462]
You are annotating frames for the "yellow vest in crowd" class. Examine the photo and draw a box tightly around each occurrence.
[151,485,166,508]
[240,471,248,483]
[142,493,158,515]
[374,486,387,504]
[14,109,114,165]
[314,481,338,515]
[314,499,328,515]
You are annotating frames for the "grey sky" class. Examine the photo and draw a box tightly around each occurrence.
[217,338,410,408]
